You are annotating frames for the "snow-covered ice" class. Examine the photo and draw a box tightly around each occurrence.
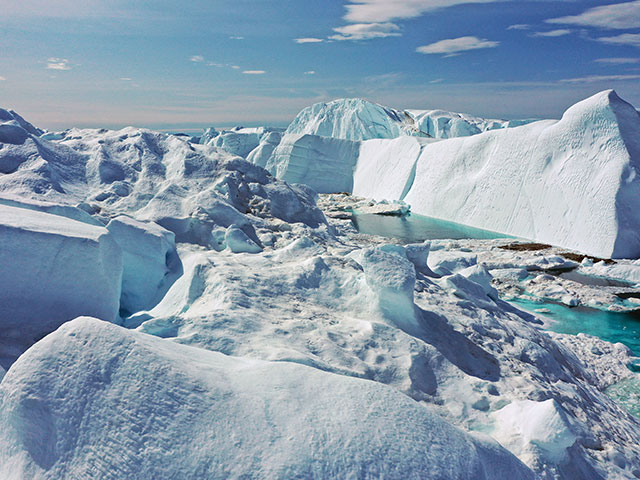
[0,317,535,480]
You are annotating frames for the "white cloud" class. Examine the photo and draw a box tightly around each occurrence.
[594,57,640,64]
[559,74,640,83]
[207,62,224,67]
[430,78,444,84]
[190,55,204,63]
[547,1,640,30]
[242,70,266,75]
[342,0,503,23]
[530,29,572,38]
[416,36,499,55]
[229,36,244,40]
[46,58,72,70]
[330,22,401,41]
[597,33,640,47]
[231,65,241,70]
[295,38,324,44]
[0,76,6,81]
[304,71,316,75]
[119,77,132,81]
[507,24,530,30]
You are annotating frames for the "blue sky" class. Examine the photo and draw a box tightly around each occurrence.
[1,0,639,130]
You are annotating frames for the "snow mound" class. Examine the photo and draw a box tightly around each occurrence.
[106,216,182,314]
[492,399,577,466]
[286,98,417,141]
[405,90,640,258]
[0,317,535,480]
[0,204,121,366]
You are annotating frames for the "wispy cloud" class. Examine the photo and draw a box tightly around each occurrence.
[342,0,502,23]
[119,77,132,81]
[416,36,499,56]
[430,78,444,84]
[46,58,72,70]
[189,55,204,63]
[559,74,640,83]
[304,71,316,75]
[330,22,401,41]
[530,29,572,38]
[596,33,640,47]
[295,38,324,44]
[547,1,640,30]
[231,65,241,70]
[594,57,640,64]
[242,70,266,75]
[0,76,6,81]
[507,24,530,31]
[229,36,244,40]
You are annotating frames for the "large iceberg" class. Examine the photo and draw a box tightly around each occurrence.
[0,317,535,480]
[262,90,640,259]
[405,90,640,259]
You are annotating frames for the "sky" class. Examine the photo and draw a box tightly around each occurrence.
[1,0,639,131]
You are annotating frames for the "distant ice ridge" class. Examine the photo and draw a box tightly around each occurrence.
[285,97,527,141]
[256,90,640,259]
[0,317,536,480]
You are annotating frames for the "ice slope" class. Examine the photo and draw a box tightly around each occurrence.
[124,236,640,478]
[0,317,536,480]
[263,133,361,193]
[405,90,640,259]
[0,204,122,367]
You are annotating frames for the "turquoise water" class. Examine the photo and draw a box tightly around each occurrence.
[510,298,640,372]
[351,213,511,242]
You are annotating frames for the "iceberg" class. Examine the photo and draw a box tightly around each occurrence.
[262,90,640,259]
[405,90,640,259]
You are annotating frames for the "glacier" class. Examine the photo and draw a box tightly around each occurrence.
[1,99,640,479]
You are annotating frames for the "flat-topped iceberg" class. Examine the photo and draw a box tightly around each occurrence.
[405,90,640,259]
